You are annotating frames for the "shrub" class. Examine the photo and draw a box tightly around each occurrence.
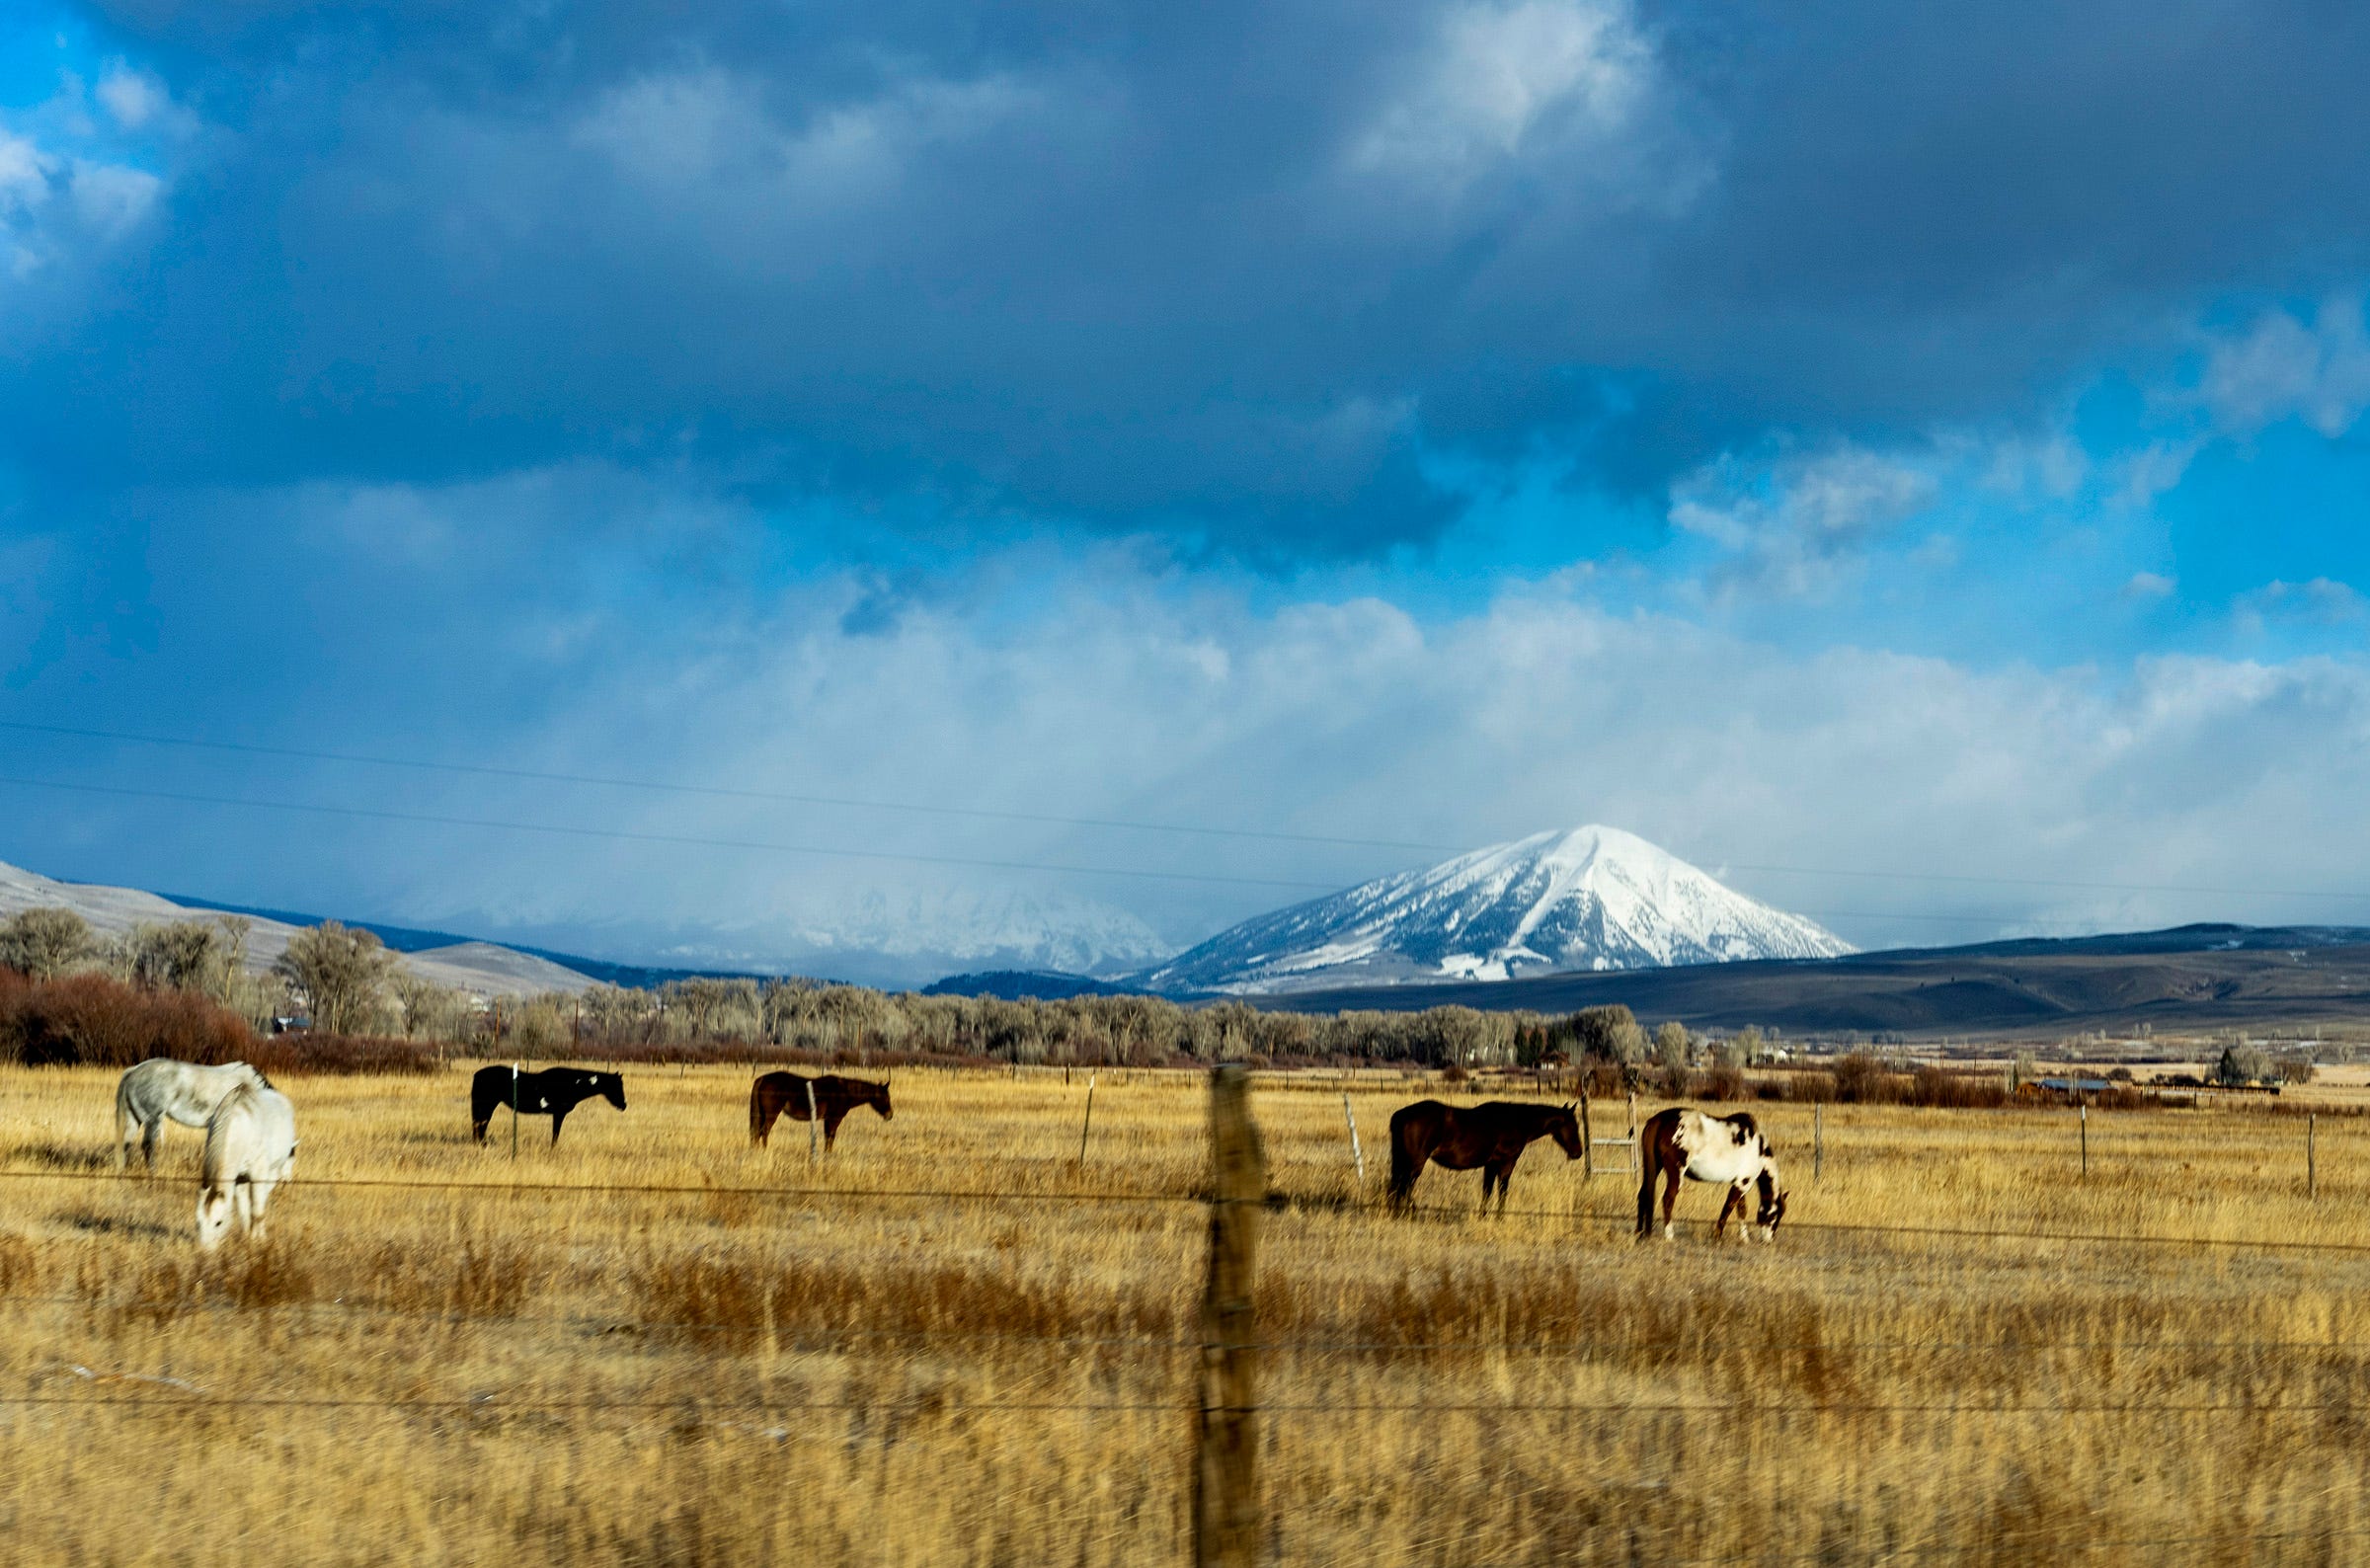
[1830,1052,1892,1103]
[0,970,253,1068]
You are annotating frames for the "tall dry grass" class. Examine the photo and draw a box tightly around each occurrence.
[0,1062,2366,1563]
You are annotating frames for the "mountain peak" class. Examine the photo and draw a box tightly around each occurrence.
[1140,825,1851,994]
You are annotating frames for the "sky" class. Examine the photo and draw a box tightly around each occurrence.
[4,0,2370,982]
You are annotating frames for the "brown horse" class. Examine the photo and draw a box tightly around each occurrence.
[750,1071,894,1152]
[1636,1106,1787,1241]
[1386,1099,1583,1214]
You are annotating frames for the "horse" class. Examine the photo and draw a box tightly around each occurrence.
[1386,1099,1583,1214]
[1636,1106,1788,1242]
[116,1058,272,1173]
[469,1065,627,1147]
[197,1080,297,1251]
[750,1072,893,1152]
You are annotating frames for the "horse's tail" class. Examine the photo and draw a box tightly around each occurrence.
[749,1078,769,1145]
[1385,1110,1422,1210]
[1634,1109,1670,1238]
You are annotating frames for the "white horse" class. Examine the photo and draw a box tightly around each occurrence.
[197,1080,298,1251]
[116,1058,271,1173]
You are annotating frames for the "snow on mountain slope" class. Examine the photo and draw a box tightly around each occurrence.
[1140,825,1853,994]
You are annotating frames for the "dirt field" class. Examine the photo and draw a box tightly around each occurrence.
[4,1063,2370,1564]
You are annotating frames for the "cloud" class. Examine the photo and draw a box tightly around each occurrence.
[11,475,2370,977]
[2123,571,2175,599]
[1670,445,1937,599]
[2202,298,2370,437]
[2236,576,2366,633]
[15,0,2370,551]
[1349,0,1660,187]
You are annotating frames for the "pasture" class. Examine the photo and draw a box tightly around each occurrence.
[3,1063,2370,1563]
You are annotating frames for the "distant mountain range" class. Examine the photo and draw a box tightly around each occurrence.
[1136,825,1851,994]
[1250,922,2370,1040]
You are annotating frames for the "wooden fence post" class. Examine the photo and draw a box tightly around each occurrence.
[510,1061,520,1161]
[1580,1095,1594,1183]
[2080,1103,2088,1178]
[1077,1072,1098,1165]
[1342,1094,1365,1184]
[806,1078,820,1164]
[2309,1113,2318,1199]
[1196,1064,1264,1568]
[1813,1103,1822,1183]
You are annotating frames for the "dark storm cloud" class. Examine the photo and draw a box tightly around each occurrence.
[15,0,2370,550]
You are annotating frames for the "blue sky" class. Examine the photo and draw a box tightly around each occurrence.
[5,1,2370,980]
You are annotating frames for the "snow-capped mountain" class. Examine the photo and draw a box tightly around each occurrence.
[1138,825,1853,994]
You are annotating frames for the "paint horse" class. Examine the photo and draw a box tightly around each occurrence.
[1636,1107,1788,1242]
[469,1065,627,1147]
[1386,1099,1584,1214]
[197,1079,297,1251]
[750,1071,894,1152]
[116,1058,272,1173]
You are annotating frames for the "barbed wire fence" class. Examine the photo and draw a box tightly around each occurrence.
[7,1070,2370,1563]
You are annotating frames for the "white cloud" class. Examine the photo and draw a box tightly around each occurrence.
[1670,444,1937,599]
[2123,571,2175,599]
[95,64,166,131]
[2201,297,2370,437]
[2236,576,2366,634]
[1350,0,1663,190]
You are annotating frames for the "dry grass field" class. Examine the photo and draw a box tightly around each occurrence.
[5,1062,2370,1564]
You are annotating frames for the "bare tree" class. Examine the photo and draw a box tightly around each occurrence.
[276,921,398,1036]
[0,907,96,980]
[1652,1020,1694,1072]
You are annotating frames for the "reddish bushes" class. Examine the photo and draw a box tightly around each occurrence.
[0,970,252,1068]
[0,971,443,1075]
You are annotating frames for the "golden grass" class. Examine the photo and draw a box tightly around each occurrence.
[3,1063,2370,1563]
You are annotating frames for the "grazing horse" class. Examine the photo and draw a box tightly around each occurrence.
[197,1080,297,1251]
[469,1065,627,1147]
[750,1072,894,1152]
[1386,1100,1583,1214]
[116,1058,271,1173]
[1636,1107,1787,1242]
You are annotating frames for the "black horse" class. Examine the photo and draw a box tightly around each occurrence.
[469,1064,627,1146]
[1387,1099,1584,1214]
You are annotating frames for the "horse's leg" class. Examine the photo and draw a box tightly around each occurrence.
[1636,1159,1658,1239]
[825,1108,842,1152]
[1497,1159,1514,1215]
[549,1107,568,1147]
[232,1178,255,1239]
[1661,1163,1683,1239]
[139,1116,160,1174]
[249,1179,275,1243]
[1715,1184,1744,1240]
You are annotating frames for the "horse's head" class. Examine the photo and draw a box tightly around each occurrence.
[869,1079,894,1120]
[1550,1103,1583,1160]
[196,1186,235,1251]
[598,1073,627,1112]
[1754,1165,1787,1241]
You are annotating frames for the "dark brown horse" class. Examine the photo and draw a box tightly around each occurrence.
[750,1071,894,1152]
[1636,1106,1786,1241]
[1387,1099,1583,1214]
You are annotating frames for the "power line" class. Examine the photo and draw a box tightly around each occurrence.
[0,720,1461,854]
[0,774,1344,894]
[0,773,2226,932]
[12,718,2370,908]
